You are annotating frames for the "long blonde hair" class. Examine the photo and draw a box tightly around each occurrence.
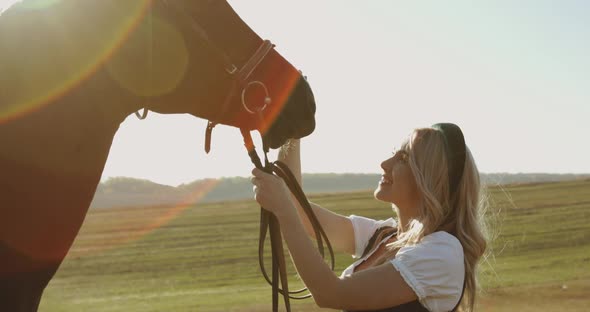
[371,127,488,312]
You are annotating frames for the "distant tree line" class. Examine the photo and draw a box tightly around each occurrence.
[91,173,590,209]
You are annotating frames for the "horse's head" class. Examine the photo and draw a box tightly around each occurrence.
[132,0,316,149]
[213,45,318,150]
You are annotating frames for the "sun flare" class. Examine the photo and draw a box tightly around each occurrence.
[0,0,152,123]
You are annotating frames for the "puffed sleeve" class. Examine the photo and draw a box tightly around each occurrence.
[389,232,465,312]
[347,215,396,258]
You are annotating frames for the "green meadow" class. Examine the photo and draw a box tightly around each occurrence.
[40,179,590,311]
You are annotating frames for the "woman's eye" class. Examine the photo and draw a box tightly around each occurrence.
[398,151,409,162]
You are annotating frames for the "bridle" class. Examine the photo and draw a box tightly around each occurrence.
[134,2,334,311]
[204,39,274,154]
[134,2,274,128]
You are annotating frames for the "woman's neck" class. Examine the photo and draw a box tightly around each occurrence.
[393,203,420,235]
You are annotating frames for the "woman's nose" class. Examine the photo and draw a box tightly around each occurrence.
[381,157,392,171]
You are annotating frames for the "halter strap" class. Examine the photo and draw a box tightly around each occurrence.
[217,40,274,122]
[237,40,275,83]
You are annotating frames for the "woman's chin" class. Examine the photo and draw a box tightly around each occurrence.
[373,187,391,202]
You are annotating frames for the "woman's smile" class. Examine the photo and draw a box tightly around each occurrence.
[379,175,393,186]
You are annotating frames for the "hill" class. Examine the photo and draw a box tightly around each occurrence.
[91,173,590,209]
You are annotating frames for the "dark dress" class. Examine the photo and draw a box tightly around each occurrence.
[344,300,430,312]
[343,227,464,312]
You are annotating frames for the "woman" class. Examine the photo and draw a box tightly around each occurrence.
[251,123,488,312]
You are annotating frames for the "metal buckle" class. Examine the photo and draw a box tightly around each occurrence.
[241,81,271,114]
[226,64,238,75]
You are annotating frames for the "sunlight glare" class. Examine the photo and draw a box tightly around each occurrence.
[0,0,151,124]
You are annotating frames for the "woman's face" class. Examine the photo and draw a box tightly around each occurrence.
[374,138,419,207]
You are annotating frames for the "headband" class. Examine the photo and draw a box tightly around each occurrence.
[432,123,466,197]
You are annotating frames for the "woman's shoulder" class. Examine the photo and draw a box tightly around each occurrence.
[423,231,463,251]
[398,231,464,264]
[391,231,465,312]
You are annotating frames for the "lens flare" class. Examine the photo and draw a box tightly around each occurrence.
[106,14,189,98]
[0,0,151,124]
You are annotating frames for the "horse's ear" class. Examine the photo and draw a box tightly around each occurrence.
[298,69,308,81]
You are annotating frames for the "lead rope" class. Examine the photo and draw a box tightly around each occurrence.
[241,129,335,312]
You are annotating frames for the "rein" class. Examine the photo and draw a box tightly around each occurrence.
[241,130,335,312]
[234,37,335,308]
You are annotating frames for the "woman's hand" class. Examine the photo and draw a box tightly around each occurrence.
[251,168,296,219]
[278,139,301,185]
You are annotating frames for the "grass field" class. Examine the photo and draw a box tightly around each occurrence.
[39,179,590,311]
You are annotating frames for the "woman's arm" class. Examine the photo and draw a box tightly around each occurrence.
[277,140,355,255]
[251,169,418,310]
[278,200,418,310]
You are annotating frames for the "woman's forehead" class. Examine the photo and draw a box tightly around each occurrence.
[400,131,418,150]
[394,129,425,152]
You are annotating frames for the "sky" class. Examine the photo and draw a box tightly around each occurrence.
[99,0,590,186]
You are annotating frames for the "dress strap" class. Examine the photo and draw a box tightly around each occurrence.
[361,226,397,258]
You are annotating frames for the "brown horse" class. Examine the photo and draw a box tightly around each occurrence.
[0,1,316,311]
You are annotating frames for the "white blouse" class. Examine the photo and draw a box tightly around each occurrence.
[340,215,465,312]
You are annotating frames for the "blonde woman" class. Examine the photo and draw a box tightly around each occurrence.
[251,123,487,312]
